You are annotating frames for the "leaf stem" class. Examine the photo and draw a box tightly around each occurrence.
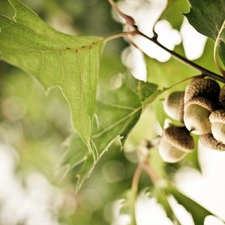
[103,31,134,43]
[213,20,225,78]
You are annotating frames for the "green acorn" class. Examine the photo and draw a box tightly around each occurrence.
[209,109,225,145]
[184,97,216,135]
[163,91,184,122]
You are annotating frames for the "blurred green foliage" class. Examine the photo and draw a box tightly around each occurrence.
[0,0,128,224]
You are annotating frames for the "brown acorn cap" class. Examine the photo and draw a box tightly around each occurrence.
[163,91,184,122]
[163,125,194,152]
[200,133,225,151]
[185,97,216,112]
[184,78,220,104]
[219,86,225,109]
[219,85,225,102]
[209,109,225,124]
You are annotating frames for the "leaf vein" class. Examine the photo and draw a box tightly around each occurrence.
[56,51,64,83]
[92,106,142,138]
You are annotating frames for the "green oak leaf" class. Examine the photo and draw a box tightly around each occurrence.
[185,0,225,65]
[0,0,104,143]
[63,74,159,191]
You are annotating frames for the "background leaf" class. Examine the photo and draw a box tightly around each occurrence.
[159,0,189,30]
[0,0,103,143]
[119,189,137,225]
[185,0,225,65]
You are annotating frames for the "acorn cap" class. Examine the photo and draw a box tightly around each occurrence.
[163,91,184,122]
[184,78,220,104]
[200,133,225,151]
[209,109,225,124]
[185,97,216,112]
[219,85,225,103]
[163,125,194,152]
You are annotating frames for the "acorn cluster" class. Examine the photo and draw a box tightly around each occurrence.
[159,77,225,163]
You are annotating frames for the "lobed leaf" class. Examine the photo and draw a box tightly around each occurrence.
[0,0,104,143]
[63,74,159,190]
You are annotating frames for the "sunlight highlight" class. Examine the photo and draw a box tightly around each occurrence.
[113,0,182,79]
[173,144,225,222]
[180,18,207,60]
[135,191,174,225]
[0,144,63,225]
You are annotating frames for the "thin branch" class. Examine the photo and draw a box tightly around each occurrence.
[132,162,144,193]
[164,74,205,91]
[135,138,162,187]
[143,161,161,187]
[108,0,136,30]
[130,161,145,225]
[136,29,225,83]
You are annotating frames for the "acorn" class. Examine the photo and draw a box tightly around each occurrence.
[163,91,184,122]
[200,133,225,151]
[184,78,220,104]
[209,109,225,145]
[183,97,216,135]
[158,125,194,163]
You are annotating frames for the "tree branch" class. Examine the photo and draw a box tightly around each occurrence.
[136,29,225,83]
